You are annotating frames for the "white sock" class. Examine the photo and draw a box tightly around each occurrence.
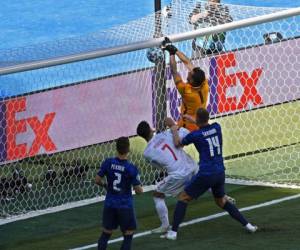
[153,197,169,228]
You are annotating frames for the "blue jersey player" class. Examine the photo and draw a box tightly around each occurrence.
[95,137,143,250]
[163,108,257,240]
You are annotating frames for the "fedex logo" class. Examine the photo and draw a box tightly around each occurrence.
[0,97,56,162]
[161,51,264,120]
[208,52,263,114]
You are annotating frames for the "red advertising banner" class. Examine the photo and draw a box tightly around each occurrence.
[0,39,299,162]
[1,71,153,161]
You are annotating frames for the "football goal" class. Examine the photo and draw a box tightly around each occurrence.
[0,1,299,224]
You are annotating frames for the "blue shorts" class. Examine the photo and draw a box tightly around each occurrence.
[185,172,225,199]
[102,206,137,232]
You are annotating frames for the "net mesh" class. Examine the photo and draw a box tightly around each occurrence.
[0,1,299,219]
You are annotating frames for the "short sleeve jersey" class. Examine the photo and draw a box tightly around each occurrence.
[143,128,198,177]
[97,157,141,208]
[181,122,225,175]
[175,75,209,131]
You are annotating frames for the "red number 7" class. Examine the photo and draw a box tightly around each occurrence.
[162,144,178,161]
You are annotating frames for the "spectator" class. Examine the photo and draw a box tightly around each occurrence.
[189,0,233,57]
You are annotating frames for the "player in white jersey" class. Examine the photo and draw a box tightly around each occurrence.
[137,121,198,233]
[143,127,198,195]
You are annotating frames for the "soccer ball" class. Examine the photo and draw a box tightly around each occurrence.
[146,47,164,63]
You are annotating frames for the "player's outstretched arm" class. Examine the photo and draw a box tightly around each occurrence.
[165,117,182,147]
[133,185,143,194]
[162,38,181,83]
[169,54,180,82]
[165,117,176,127]
[175,50,194,72]
[162,37,194,72]
[170,125,182,147]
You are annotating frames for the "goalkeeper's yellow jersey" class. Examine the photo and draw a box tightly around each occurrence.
[175,75,209,132]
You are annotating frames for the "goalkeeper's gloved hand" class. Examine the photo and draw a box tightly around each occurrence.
[161,37,178,55]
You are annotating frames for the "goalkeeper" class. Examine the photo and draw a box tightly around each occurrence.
[162,37,209,132]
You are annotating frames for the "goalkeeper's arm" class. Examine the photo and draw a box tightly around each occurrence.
[169,54,181,84]
[175,50,194,72]
[162,37,194,72]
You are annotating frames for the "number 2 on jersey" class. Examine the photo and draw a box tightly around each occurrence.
[206,136,221,157]
[162,144,178,161]
[113,172,122,191]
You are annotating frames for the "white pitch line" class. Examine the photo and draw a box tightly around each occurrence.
[70,193,300,250]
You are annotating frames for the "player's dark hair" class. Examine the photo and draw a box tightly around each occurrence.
[116,137,130,155]
[191,67,206,87]
[196,108,210,125]
[136,121,151,140]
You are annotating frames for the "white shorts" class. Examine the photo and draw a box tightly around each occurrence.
[156,172,195,197]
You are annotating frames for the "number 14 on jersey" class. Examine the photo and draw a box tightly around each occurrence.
[206,136,221,157]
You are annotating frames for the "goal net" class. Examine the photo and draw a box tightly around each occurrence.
[0,0,299,222]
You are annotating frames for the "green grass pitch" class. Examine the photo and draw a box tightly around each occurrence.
[1,185,300,250]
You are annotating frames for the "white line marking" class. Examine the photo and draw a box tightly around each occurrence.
[70,193,300,250]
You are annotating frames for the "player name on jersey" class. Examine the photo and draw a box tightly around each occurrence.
[111,164,125,172]
[202,128,217,137]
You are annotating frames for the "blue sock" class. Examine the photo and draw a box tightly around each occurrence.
[98,232,111,250]
[172,201,188,232]
[223,201,248,226]
[120,234,133,250]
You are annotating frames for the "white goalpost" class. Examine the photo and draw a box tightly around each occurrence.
[0,1,299,224]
